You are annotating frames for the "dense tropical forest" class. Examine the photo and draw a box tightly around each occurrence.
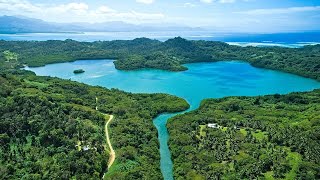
[1,37,320,180]
[168,90,320,179]
[0,37,319,80]
[0,69,189,179]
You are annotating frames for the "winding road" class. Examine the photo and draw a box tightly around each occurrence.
[96,97,116,169]
[105,114,115,169]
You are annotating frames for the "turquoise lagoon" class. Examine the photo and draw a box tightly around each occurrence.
[25,60,320,180]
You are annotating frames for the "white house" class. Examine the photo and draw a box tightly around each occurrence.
[208,123,219,129]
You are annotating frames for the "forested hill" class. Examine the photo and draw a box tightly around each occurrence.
[0,70,189,179]
[168,90,320,179]
[1,37,319,80]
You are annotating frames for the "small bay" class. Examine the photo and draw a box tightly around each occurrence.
[25,60,320,180]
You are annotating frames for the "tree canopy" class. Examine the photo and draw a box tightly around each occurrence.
[168,90,320,179]
[0,70,189,179]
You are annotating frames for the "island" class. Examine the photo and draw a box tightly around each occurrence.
[73,69,85,74]
[1,37,319,80]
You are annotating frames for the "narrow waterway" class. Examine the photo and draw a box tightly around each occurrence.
[25,59,320,179]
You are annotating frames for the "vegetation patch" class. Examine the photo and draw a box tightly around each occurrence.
[168,91,320,179]
[73,69,85,74]
[0,70,189,179]
[3,50,18,62]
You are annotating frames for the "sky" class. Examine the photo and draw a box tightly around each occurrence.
[0,0,320,32]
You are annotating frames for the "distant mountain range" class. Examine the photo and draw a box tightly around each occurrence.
[0,16,202,34]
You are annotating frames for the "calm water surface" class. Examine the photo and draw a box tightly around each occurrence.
[2,32,320,47]
[25,60,320,180]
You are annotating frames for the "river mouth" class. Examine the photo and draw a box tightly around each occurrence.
[24,59,320,180]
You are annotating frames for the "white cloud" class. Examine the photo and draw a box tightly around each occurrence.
[200,0,213,3]
[136,0,155,4]
[0,0,41,13]
[96,6,117,14]
[64,3,88,11]
[0,0,165,23]
[219,0,236,3]
[183,3,197,8]
[199,0,248,4]
[236,6,320,15]
[49,3,89,15]
[127,11,164,19]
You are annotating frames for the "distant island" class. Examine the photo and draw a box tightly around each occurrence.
[0,16,201,34]
[73,69,85,74]
[1,37,319,80]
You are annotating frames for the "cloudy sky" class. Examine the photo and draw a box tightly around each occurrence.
[0,0,320,32]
